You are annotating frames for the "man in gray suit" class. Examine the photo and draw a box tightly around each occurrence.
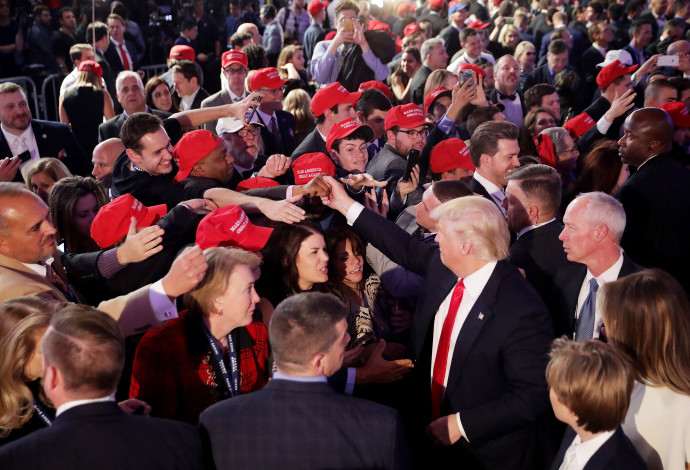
[201,50,249,132]
[199,292,412,470]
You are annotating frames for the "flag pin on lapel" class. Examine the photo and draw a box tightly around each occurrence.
[478,313,484,320]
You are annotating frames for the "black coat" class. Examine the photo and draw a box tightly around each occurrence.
[550,427,648,470]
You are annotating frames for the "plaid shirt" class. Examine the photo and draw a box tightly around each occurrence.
[130,311,269,424]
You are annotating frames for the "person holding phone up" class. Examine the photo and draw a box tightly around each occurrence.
[310,0,388,88]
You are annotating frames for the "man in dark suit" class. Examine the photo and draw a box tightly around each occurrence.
[503,165,571,313]
[322,178,554,469]
[580,21,612,101]
[0,82,89,177]
[623,20,653,67]
[171,60,210,111]
[104,13,139,74]
[98,72,170,142]
[552,192,642,340]
[638,0,669,40]
[409,38,448,106]
[524,39,569,90]
[87,21,116,107]
[0,304,203,470]
[246,67,296,157]
[200,292,412,470]
[440,3,469,60]
[467,121,520,215]
[291,81,361,159]
[488,55,526,128]
[616,108,690,295]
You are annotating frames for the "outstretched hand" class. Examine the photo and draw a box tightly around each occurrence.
[160,245,208,299]
[116,217,164,265]
[355,340,414,385]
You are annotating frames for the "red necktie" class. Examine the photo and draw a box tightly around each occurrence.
[119,43,130,70]
[431,279,465,420]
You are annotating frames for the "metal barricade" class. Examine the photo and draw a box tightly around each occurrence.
[140,64,169,82]
[41,73,66,122]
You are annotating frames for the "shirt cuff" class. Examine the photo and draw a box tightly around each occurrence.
[286,185,294,199]
[456,412,469,442]
[596,115,613,135]
[436,115,455,135]
[345,201,365,226]
[97,248,124,279]
[344,367,356,395]
[148,280,178,322]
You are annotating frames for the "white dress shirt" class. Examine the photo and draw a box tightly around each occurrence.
[1,123,39,171]
[472,172,506,215]
[558,430,615,470]
[575,253,624,339]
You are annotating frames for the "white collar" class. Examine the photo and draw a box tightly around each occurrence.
[585,252,624,285]
[517,218,556,238]
[0,122,33,144]
[473,171,503,195]
[272,371,328,383]
[460,260,498,300]
[56,395,116,417]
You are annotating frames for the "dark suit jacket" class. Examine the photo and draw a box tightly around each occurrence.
[352,208,554,470]
[290,126,328,159]
[637,11,662,40]
[509,219,571,310]
[172,87,211,111]
[104,39,139,75]
[469,176,500,209]
[440,25,462,60]
[616,153,690,294]
[579,46,607,101]
[409,65,433,106]
[549,254,642,338]
[95,49,116,106]
[623,44,650,67]
[523,64,556,91]
[0,402,203,470]
[550,427,648,470]
[0,119,90,176]
[98,109,171,142]
[255,109,296,157]
[199,379,412,470]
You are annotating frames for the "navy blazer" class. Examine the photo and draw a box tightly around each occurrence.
[551,427,648,470]
[352,208,554,470]
[0,402,203,470]
[199,379,412,470]
[104,39,140,74]
[98,109,171,143]
[290,126,328,159]
[549,253,642,339]
[0,119,90,176]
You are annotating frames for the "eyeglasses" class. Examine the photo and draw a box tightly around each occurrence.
[338,17,360,24]
[397,128,429,139]
[237,127,260,137]
[563,146,578,153]
[224,67,248,75]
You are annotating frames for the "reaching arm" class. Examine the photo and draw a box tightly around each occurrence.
[170,92,262,130]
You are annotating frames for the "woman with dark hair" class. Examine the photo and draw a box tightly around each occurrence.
[145,76,179,113]
[390,47,422,104]
[601,269,690,470]
[518,107,557,156]
[48,176,110,254]
[130,247,269,424]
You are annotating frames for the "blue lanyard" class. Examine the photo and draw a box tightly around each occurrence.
[33,402,53,426]
[201,324,239,397]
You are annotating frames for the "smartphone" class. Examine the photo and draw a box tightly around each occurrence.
[16,150,31,163]
[245,95,262,123]
[404,148,421,180]
[459,69,474,88]
[341,17,354,32]
[657,55,679,67]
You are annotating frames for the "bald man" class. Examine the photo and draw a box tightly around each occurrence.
[92,138,125,187]
[616,108,690,294]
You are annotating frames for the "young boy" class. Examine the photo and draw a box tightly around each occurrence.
[546,338,648,470]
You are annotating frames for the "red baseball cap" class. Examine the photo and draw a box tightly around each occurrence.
[196,205,274,252]
[236,176,281,192]
[307,0,328,15]
[424,87,452,115]
[429,0,443,10]
[563,112,595,139]
[596,60,638,90]
[533,133,556,167]
[403,22,422,37]
[460,62,486,78]
[396,2,415,16]
[311,82,362,117]
[385,103,433,131]
[324,30,337,41]
[249,67,287,91]
[292,152,336,184]
[368,19,390,32]
[660,101,690,128]
[91,194,167,248]
[169,45,195,61]
[467,19,490,29]
[222,49,248,69]
[358,80,391,99]
[430,138,474,173]
[326,118,375,152]
[172,130,223,182]
[78,60,103,80]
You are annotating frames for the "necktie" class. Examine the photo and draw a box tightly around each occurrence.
[575,278,598,340]
[119,43,130,70]
[431,280,465,420]
[270,115,282,144]
[45,264,79,303]
[498,91,517,101]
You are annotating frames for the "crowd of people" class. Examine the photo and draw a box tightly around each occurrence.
[1,0,690,469]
